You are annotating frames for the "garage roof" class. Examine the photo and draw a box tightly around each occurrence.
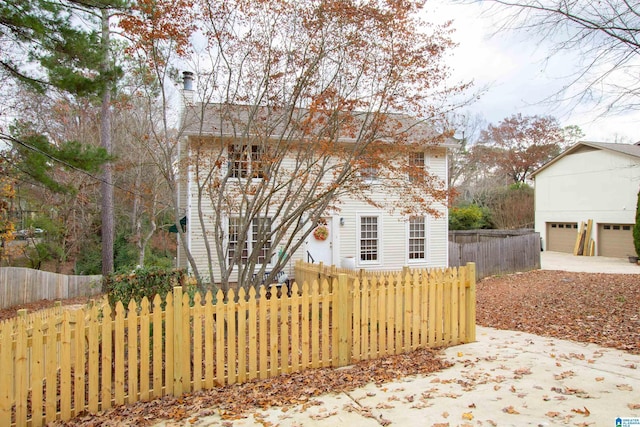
[531,141,640,178]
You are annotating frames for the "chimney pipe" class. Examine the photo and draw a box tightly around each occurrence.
[183,71,194,91]
[182,71,194,105]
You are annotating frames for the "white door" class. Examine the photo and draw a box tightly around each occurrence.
[306,217,334,265]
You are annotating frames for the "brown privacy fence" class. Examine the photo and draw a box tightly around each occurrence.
[449,231,541,279]
[0,267,102,309]
[0,263,475,426]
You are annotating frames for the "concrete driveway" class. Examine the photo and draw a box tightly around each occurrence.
[168,327,640,427]
[541,250,640,274]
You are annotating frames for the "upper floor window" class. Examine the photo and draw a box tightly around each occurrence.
[359,154,379,184]
[359,215,379,262]
[408,216,426,260]
[228,144,267,179]
[409,152,425,183]
[228,217,272,265]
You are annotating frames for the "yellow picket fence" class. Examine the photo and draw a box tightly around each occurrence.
[0,263,475,426]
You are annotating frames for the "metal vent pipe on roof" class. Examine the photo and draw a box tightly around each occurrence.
[183,71,194,91]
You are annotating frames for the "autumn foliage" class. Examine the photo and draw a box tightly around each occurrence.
[477,114,567,184]
[181,0,466,287]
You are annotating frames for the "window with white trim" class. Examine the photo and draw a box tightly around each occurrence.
[228,217,272,265]
[409,152,425,183]
[359,216,379,262]
[408,216,426,260]
[228,144,267,179]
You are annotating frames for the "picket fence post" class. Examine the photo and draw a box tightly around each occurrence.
[336,273,350,367]
[465,263,476,342]
[173,286,183,395]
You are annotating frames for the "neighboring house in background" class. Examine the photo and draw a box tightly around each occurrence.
[532,141,640,257]
[176,100,455,286]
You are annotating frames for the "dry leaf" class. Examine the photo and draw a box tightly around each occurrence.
[514,367,532,377]
[628,403,640,410]
[554,370,575,380]
[461,412,474,420]
[571,407,590,416]
[595,377,604,382]
[617,384,633,391]
[442,411,449,418]
[546,411,560,417]
[502,406,520,414]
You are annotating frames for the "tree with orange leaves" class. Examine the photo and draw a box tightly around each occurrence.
[177,0,469,288]
[476,114,580,184]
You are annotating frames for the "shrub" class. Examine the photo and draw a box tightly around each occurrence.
[103,266,195,309]
[449,204,492,230]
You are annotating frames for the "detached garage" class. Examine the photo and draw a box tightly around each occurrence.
[533,141,640,258]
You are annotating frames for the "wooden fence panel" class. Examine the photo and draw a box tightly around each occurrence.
[0,267,102,309]
[0,262,475,426]
[449,233,540,280]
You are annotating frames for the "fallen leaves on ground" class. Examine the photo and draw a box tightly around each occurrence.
[51,347,450,426]
[476,270,640,354]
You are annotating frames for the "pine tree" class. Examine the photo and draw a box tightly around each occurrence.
[2,0,127,274]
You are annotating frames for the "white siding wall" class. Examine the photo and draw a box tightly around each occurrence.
[185,142,450,281]
[535,148,639,253]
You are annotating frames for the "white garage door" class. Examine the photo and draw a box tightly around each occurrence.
[598,224,635,258]
[546,222,578,253]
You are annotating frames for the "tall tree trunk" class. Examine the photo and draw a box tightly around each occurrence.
[100,9,114,275]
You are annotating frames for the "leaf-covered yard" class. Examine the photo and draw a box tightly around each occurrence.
[3,269,639,425]
[476,270,640,355]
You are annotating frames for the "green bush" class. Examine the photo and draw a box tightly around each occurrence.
[103,266,195,309]
[634,189,640,257]
[449,204,492,230]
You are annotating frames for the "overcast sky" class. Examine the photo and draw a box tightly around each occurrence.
[425,1,640,144]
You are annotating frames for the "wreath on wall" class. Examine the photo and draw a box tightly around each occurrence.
[313,225,329,241]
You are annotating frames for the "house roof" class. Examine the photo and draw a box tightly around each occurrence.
[182,103,458,148]
[531,140,640,177]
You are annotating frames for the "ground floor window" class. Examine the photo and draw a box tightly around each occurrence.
[359,215,378,262]
[408,216,426,260]
[228,217,272,265]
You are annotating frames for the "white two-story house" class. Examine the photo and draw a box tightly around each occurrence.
[175,99,455,289]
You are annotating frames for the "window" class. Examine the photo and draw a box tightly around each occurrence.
[228,144,267,179]
[359,216,378,262]
[408,216,426,260]
[361,165,378,183]
[359,155,379,183]
[409,152,425,183]
[228,217,272,265]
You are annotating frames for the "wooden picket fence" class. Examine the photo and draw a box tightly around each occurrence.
[0,263,476,426]
[0,267,102,309]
